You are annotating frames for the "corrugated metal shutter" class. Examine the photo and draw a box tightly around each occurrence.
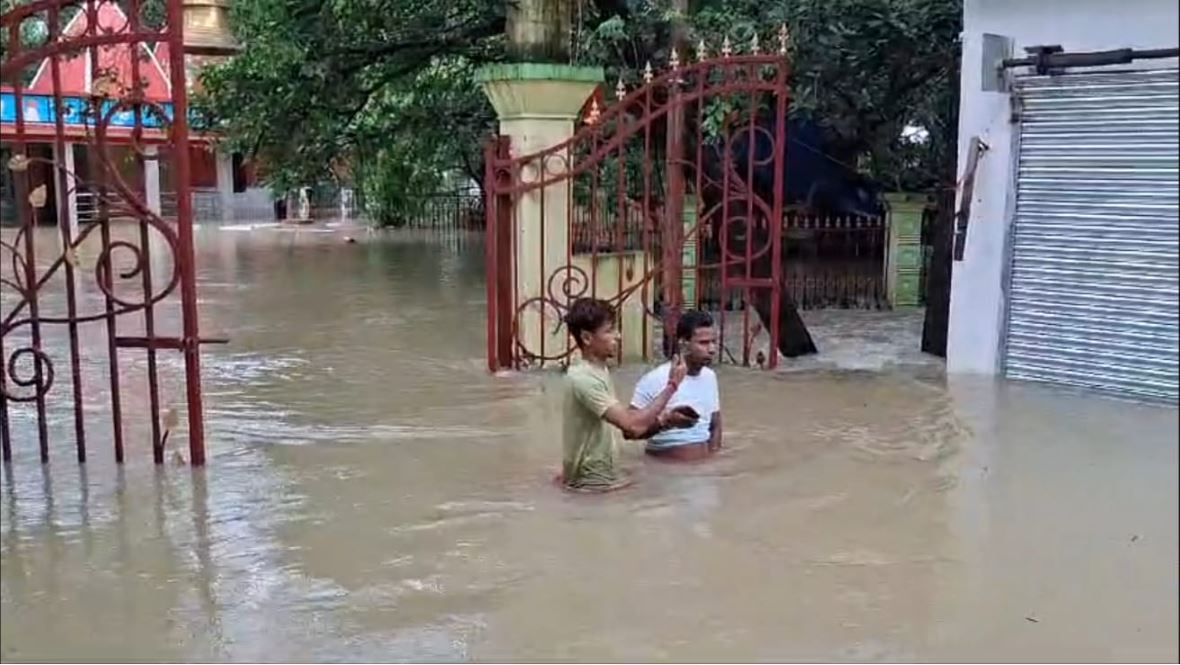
[1005,68,1179,402]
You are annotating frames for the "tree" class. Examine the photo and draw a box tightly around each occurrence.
[194,0,506,211]
[195,0,960,219]
[507,0,573,62]
[578,0,962,192]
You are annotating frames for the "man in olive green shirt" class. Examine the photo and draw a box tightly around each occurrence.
[561,298,694,492]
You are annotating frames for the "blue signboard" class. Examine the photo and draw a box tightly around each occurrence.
[1,92,178,130]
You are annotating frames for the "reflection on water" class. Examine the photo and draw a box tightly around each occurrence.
[2,224,1177,662]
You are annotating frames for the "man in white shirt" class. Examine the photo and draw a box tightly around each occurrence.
[629,310,722,461]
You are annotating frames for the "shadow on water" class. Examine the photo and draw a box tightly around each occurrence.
[2,223,1177,661]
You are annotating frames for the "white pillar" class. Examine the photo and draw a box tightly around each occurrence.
[54,141,78,236]
[480,64,603,364]
[215,149,234,221]
[298,187,312,220]
[144,144,162,215]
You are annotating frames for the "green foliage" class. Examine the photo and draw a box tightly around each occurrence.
[577,0,962,190]
[194,0,960,225]
[193,0,503,222]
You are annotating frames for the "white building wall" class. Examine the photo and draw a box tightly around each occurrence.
[948,0,1179,374]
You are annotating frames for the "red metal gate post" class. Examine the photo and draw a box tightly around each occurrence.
[768,49,789,369]
[662,52,686,354]
[166,0,207,466]
[485,136,516,371]
[479,44,790,372]
[1,0,217,466]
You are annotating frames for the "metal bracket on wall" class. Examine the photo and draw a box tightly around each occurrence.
[1002,44,1180,75]
[981,34,1014,92]
[953,137,990,262]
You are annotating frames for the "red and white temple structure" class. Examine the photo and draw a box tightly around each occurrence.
[1,1,272,226]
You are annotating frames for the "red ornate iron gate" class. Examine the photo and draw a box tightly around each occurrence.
[485,44,791,371]
[1,0,211,465]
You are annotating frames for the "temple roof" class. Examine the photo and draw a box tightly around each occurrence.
[23,1,173,102]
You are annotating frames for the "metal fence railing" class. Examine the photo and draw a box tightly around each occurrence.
[396,193,483,231]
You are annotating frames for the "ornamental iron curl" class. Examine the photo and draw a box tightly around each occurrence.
[1,0,211,467]
[486,50,792,370]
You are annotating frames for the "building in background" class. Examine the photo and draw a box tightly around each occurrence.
[949,0,1178,401]
[0,1,274,226]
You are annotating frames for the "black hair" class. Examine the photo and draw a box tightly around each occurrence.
[565,298,616,348]
[675,310,714,341]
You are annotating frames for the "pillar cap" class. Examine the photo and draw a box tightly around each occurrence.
[478,63,604,123]
[183,0,239,56]
[475,63,604,84]
[884,191,931,213]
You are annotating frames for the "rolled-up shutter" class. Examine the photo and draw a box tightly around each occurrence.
[1005,68,1179,401]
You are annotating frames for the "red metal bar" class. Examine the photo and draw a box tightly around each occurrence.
[564,144,574,362]
[589,126,600,302]
[614,139,626,364]
[1,17,17,460]
[124,0,165,464]
[768,61,788,369]
[165,0,208,466]
[497,141,515,367]
[718,64,732,364]
[742,69,757,367]
[511,154,520,370]
[114,336,228,349]
[84,0,126,464]
[537,154,547,364]
[7,25,52,463]
[485,141,499,371]
[693,67,705,313]
[46,1,88,462]
[640,84,653,362]
[663,72,685,351]
[0,298,8,461]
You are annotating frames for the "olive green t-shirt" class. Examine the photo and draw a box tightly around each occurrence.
[562,360,625,491]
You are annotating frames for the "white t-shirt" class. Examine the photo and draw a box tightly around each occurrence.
[630,362,720,450]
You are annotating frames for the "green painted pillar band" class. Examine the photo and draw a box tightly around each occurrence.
[885,192,926,308]
[681,193,697,306]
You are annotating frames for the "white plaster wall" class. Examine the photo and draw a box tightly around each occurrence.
[948,0,1180,374]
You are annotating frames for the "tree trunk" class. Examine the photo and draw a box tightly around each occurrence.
[661,0,690,324]
[921,186,954,357]
[749,236,818,358]
[721,200,819,359]
[506,0,573,62]
[920,59,960,357]
[752,289,818,358]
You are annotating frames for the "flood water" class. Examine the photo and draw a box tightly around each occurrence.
[2,223,1177,662]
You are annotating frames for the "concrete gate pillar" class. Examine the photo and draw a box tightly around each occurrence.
[478,63,603,363]
[885,192,927,308]
[144,144,162,215]
[53,141,78,236]
[215,149,235,222]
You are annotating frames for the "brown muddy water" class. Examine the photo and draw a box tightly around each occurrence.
[1,223,1177,662]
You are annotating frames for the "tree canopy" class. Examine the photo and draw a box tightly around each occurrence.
[195,0,961,222]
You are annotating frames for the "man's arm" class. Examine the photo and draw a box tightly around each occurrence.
[708,411,722,451]
[707,370,722,451]
[604,384,677,439]
[622,405,666,440]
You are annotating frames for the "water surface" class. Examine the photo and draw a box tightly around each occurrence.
[2,224,1176,661]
